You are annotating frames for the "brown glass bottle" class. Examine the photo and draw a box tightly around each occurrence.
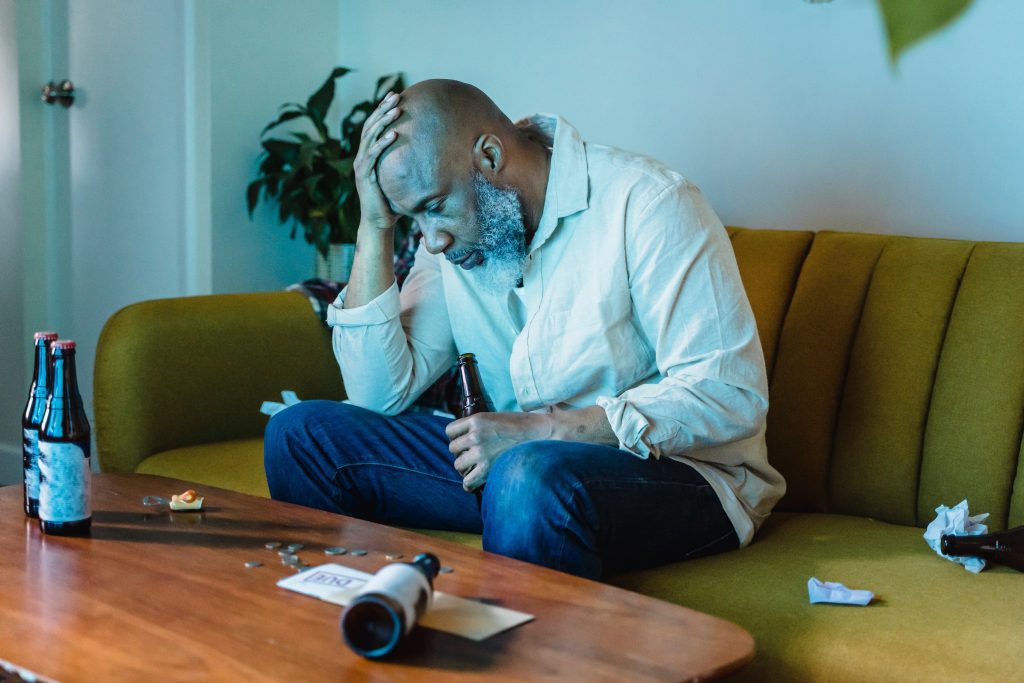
[456,353,491,502]
[22,331,59,518]
[941,526,1024,572]
[457,353,492,417]
[38,340,92,537]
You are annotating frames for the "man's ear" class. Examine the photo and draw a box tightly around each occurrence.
[472,134,505,177]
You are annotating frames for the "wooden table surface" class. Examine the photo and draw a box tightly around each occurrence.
[0,474,753,682]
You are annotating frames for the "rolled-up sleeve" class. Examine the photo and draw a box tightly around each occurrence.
[597,181,769,463]
[327,242,457,415]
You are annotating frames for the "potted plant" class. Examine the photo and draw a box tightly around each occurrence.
[247,67,405,281]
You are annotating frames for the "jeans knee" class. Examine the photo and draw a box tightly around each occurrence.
[482,441,580,554]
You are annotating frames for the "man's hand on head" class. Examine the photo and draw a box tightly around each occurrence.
[353,91,402,232]
[445,412,554,492]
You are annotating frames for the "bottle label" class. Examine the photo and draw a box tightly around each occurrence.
[38,441,92,523]
[22,428,40,500]
[358,564,432,635]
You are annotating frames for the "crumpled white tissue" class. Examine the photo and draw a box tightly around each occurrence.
[807,577,874,605]
[260,390,301,417]
[923,499,989,573]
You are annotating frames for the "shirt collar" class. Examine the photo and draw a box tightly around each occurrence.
[514,113,589,254]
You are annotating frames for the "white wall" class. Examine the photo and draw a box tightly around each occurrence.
[208,0,341,293]
[0,0,25,484]
[338,0,1024,242]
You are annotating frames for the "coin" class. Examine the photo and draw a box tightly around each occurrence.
[324,547,347,556]
[385,553,403,561]
[244,561,263,568]
[141,496,168,506]
[281,554,300,565]
[285,543,304,552]
[278,550,295,558]
[350,549,368,557]
[439,566,454,574]
[264,542,282,550]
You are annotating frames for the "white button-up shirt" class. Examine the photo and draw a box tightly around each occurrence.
[328,114,786,547]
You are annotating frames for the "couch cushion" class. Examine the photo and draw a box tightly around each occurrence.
[607,512,1023,682]
[135,438,270,498]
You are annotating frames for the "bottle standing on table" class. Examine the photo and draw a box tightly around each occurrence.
[456,353,492,502]
[38,340,92,536]
[341,552,441,658]
[941,527,1024,572]
[22,331,59,518]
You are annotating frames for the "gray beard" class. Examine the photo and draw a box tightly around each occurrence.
[471,171,527,294]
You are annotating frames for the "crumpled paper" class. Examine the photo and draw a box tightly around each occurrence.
[923,499,989,573]
[260,390,301,417]
[807,577,874,605]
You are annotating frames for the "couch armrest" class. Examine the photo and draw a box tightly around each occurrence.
[94,291,344,473]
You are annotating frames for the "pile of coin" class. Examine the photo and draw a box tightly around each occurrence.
[244,541,448,572]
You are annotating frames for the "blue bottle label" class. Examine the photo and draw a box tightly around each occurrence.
[23,428,40,500]
[38,441,91,523]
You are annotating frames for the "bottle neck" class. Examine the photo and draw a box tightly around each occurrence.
[32,340,52,398]
[51,349,82,403]
[457,359,485,399]
[941,533,996,556]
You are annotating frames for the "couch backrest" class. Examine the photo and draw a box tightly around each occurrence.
[729,228,1024,531]
[95,291,344,474]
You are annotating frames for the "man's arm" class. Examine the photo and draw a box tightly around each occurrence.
[345,90,402,308]
[328,91,458,413]
[596,179,768,462]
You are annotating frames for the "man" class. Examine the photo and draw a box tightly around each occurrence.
[265,80,785,580]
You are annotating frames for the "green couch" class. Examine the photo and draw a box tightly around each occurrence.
[95,228,1024,681]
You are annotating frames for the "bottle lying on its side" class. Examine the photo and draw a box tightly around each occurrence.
[941,526,1024,571]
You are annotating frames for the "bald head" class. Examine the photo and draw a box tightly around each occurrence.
[369,79,550,268]
[375,80,523,210]
[381,79,516,163]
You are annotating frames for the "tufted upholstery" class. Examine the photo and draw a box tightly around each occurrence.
[95,227,1024,681]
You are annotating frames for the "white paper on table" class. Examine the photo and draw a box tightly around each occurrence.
[922,499,989,573]
[807,577,874,606]
[277,563,534,641]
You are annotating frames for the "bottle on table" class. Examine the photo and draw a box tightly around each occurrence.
[22,331,59,518]
[941,526,1024,572]
[340,552,441,658]
[38,340,92,537]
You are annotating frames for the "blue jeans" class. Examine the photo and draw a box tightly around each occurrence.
[264,401,738,579]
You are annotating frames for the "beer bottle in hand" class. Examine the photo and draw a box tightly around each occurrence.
[22,331,58,518]
[941,526,1024,572]
[457,353,491,416]
[456,353,491,501]
[38,340,92,537]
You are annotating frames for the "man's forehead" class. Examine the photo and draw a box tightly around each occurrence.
[378,142,447,211]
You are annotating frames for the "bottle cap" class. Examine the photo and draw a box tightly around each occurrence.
[52,340,77,350]
[34,331,59,341]
[457,352,476,362]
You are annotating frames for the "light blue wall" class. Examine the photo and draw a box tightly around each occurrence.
[208,0,341,293]
[338,0,1024,242]
[1,0,25,483]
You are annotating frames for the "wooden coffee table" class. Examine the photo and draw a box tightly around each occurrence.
[0,474,753,681]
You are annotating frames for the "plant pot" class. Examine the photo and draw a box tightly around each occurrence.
[315,243,356,283]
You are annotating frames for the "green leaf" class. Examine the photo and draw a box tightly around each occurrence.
[246,180,262,217]
[877,0,976,64]
[306,66,352,128]
[262,139,300,162]
[373,72,404,102]
[341,101,375,151]
[261,108,306,136]
[327,157,355,176]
